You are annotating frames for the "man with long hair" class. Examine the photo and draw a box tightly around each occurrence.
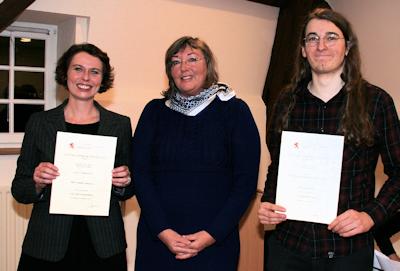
[259,8,400,270]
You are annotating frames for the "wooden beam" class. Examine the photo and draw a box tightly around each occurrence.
[0,0,36,32]
[247,0,285,8]
[0,148,20,155]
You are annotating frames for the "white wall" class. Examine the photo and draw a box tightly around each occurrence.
[329,0,400,256]
[329,0,400,109]
[0,1,279,269]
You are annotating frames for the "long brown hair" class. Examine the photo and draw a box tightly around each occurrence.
[273,8,373,146]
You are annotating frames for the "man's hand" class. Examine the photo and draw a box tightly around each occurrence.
[328,210,374,237]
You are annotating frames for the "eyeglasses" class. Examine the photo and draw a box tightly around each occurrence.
[170,56,203,68]
[304,33,345,47]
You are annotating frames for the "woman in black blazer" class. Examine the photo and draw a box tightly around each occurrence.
[12,43,134,271]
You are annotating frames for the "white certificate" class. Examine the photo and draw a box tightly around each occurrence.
[275,131,344,224]
[373,249,400,271]
[50,131,117,216]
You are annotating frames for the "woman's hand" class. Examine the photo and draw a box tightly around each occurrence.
[258,201,286,225]
[328,209,374,237]
[182,230,215,259]
[33,162,59,193]
[388,253,400,262]
[112,165,132,187]
[158,229,198,259]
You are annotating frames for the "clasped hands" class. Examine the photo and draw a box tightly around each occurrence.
[33,162,132,193]
[258,201,375,237]
[158,228,216,260]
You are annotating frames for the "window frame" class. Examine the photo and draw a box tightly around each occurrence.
[0,21,57,149]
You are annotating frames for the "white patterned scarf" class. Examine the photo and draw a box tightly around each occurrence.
[166,83,235,116]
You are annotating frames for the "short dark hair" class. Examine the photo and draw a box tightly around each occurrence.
[55,43,114,93]
[163,36,219,98]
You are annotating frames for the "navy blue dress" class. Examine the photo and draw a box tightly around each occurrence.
[132,97,260,271]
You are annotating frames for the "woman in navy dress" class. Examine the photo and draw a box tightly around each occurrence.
[132,36,261,270]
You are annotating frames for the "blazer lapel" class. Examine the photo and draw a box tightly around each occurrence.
[46,100,67,133]
[95,101,114,136]
[45,100,114,137]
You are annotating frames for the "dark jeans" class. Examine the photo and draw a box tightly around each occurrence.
[265,234,373,271]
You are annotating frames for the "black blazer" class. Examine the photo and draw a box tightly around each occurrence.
[11,100,134,261]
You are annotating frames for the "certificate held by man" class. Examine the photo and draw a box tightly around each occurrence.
[275,131,344,224]
[50,131,117,216]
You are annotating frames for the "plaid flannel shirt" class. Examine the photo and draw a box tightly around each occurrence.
[262,81,400,259]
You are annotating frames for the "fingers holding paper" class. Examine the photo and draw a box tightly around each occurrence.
[258,202,287,225]
[33,162,59,192]
[328,209,374,237]
[112,165,132,187]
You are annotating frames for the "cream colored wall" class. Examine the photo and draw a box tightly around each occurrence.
[330,0,400,256]
[0,1,279,270]
[329,0,400,109]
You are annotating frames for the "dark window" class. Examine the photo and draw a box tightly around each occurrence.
[15,38,45,67]
[0,104,8,132]
[14,104,44,132]
[0,36,9,65]
[0,70,8,99]
[15,71,44,99]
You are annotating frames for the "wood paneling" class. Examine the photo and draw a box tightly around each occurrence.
[238,191,264,271]
[0,148,20,155]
